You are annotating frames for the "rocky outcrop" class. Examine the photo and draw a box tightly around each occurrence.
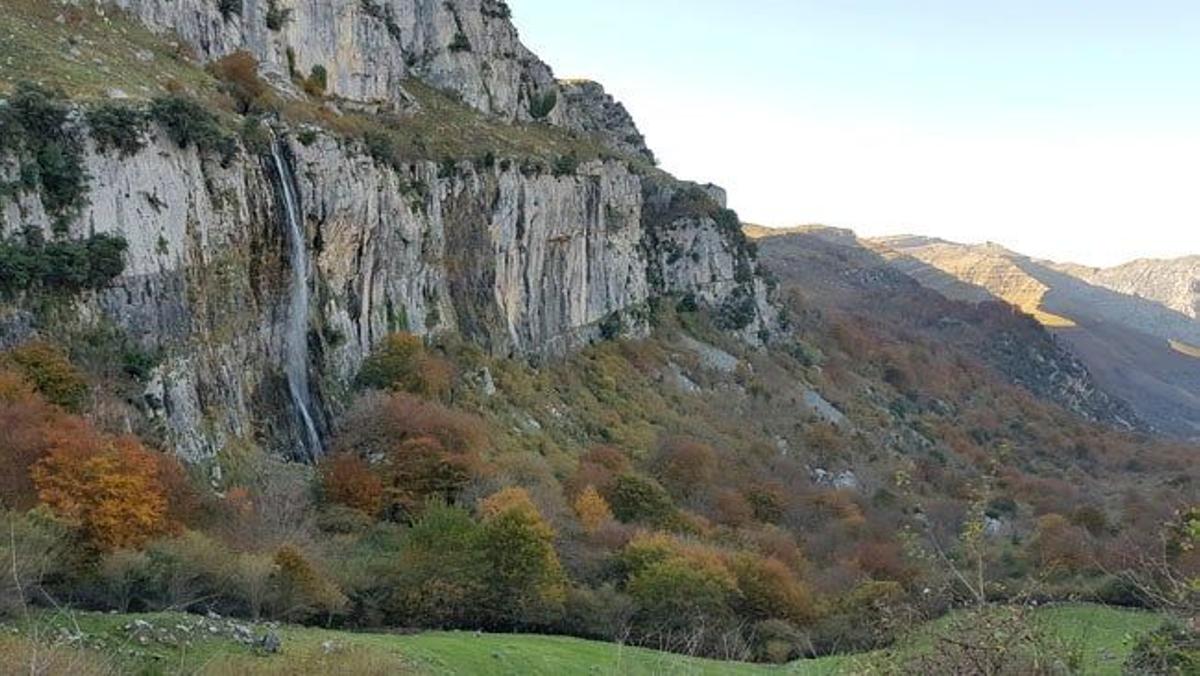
[557,80,654,162]
[112,0,557,120]
[110,0,660,160]
[1057,257,1200,320]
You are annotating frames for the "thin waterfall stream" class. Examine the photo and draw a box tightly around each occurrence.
[270,139,323,458]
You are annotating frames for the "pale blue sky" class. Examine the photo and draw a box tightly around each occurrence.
[511,1,1200,266]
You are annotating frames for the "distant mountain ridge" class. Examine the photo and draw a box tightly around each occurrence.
[1055,256,1200,320]
[747,227,1144,432]
[861,233,1200,438]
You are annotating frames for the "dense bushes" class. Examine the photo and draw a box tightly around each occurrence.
[380,492,566,630]
[607,474,676,526]
[2,296,1198,666]
[529,90,557,120]
[329,392,485,521]
[149,95,236,159]
[354,332,454,399]
[1,83,90,228]
[1,342,89,412]
[87,104,149,157]
[0,231,128,296]
[210,51,276,115]
[0,509,72,616]
[1126,621,1200,675]
[0,363,190,553]
[217,0,242,20]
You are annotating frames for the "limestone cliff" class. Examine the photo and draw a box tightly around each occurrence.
[110,0,646,144]
[0,1,775,461]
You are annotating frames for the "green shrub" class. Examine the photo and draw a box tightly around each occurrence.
[552,153,579,177]
[716,287,759,331]
[477,489,567,627]
[149,95,235,160]
[385,502,489,627]
[5,83,90,229]
[239,116,273,155]
[598,312,623,341]
[143,531,232,610]
[0,509,72,617]
[305,65,329,97]
[627,556,736,631]
[355,332,454,399]
[297,129,320,147]
[87,104,149,158]
[529,90,557,120]
[1126,621,1200,675]
[265,0,293,30]
[482,1,513,20]
[606,474,675,525]
[448,32,472,53]
[363,129,399,169]
[217,0,242,20]
[2,341,90,412]
[561,585,635,640]
[360,0,403,41]
[0,232,128,297]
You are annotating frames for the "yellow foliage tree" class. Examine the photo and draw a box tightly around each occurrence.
[479,486,542,522]
[573,485,613,533]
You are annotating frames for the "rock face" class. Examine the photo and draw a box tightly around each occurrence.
[113,0,554,119]
[110,0,654,149]
[0,0,774,461]
[557,80,654,162]
[0,125,770,460]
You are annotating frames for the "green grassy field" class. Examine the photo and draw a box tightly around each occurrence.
[0,604,1164,675]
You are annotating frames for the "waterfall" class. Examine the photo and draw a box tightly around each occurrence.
[269,139,323,458]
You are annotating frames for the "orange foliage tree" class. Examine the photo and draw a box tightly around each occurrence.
[0,369,60,509]
[320,452,384,517]
[334,392,486,521]
[32,419,174,550]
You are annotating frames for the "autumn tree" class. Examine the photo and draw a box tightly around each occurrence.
[386,502,489,627]
[728,554,817,625]
[32,420,173,550]
[1,342,88,412]
[320,452,384,517]
[565,445,631,498]
[272,545,348,622]
[574,485,614,534]
[606,474,675,526]
[478,488,568,626]
[652,436,717,499]
[355,332,455,399]
[334,392,485,521]
[0,369,60,509]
